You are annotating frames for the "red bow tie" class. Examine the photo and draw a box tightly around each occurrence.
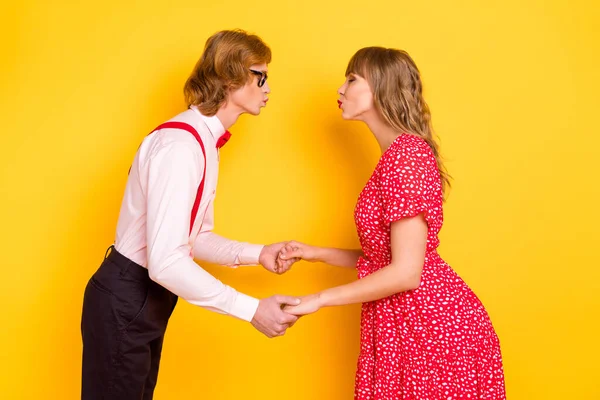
[216,131,231,149]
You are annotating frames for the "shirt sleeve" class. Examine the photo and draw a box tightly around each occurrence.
[193,201,264,267]
[145,141,259,321]
[193,232,264,267]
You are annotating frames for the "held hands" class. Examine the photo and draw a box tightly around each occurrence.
[251,295,301,338]
[283,293,323,316]
[252,241,323,337]
[259,242,301,274]
[250,293,323,338]
[278,241,324,317]
[277,241,319,271]
[252,243,302,338]
[260,240,317,274]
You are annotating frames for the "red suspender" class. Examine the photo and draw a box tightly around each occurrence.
[138,122,207,235]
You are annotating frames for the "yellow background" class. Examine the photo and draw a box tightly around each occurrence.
[1,0,598,398]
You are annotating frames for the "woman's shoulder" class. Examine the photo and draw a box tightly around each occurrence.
[382,134,432,165]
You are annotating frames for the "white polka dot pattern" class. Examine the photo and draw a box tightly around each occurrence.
[352,134,506,399]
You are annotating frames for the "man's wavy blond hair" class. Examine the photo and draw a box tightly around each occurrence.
[184,29,272,116]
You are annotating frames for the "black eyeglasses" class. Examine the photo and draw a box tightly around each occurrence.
[249,69,268,87]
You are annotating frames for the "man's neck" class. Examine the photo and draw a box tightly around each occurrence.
[215,102,243,130]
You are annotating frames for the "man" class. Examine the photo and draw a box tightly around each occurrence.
[81,29,300,400]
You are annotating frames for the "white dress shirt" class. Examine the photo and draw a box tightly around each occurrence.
[113,106,262,321]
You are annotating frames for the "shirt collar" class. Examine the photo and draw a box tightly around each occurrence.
[190,105,226,142]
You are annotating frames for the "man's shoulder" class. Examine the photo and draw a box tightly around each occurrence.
[139,112,206,159]
[152,109,210,144]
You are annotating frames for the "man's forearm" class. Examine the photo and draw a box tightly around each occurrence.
[193,231,264,267]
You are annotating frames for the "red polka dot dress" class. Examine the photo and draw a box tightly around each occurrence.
[353,134,506,399]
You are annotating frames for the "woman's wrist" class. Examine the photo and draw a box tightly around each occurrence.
[312,245,326,263]
[318,289,332,308]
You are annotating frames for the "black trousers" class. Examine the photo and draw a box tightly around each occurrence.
[81,245,178,399]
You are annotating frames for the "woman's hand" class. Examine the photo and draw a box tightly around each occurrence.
[283,293,323,316]
[278,241,320,265]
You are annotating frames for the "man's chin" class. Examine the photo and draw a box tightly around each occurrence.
[241,105,262,116]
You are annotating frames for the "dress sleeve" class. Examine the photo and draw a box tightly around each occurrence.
[380,145,432,224]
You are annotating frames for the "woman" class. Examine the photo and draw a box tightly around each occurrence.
[279,47,506,399]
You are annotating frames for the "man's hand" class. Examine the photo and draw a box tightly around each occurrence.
[259,242,300,274]
[251,295,301,338]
